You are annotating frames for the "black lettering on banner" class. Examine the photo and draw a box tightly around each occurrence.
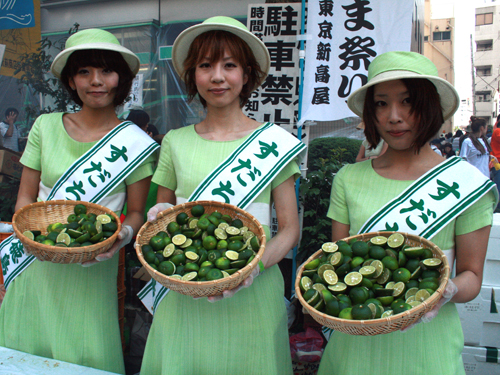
[251,7,265,18]
[338,73,367,98]
[315,65,330,84]
[342,0,374,31]
[266,40,295,71]
[319,0,334,17]
[312,87,330,105]
[318,20,333,39]
[316,42,331,62]
[338,36,376,70]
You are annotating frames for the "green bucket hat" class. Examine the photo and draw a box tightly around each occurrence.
[172,16,270,91]
[347,51,460,121]
[51,28,140,79]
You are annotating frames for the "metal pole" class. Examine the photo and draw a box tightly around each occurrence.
[471,34,476,116]
[291,0,307,295]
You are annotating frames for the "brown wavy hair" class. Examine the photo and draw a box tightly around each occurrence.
[182,30,265,108]
[363,78,444,152]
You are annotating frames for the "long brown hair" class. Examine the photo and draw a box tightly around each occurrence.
[469,118,491,154]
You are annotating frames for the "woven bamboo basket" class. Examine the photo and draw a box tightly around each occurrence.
[12,200,121,264]
[135,201,266,298]
[295,231,450,336]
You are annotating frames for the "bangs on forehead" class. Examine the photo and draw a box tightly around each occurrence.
[71,49,115,69]
[195,31,245,65]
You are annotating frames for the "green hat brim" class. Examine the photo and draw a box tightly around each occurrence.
[347,69,460,122]
[51,40,140,79]
[172,16,270,91]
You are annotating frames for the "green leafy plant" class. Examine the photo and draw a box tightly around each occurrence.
[307,137,362,171]
[13,23,80,133]
[297,147,348,264]
[0,177,20,222]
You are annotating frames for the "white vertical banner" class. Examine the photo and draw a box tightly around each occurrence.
[124,73,144,110]
[300,0,414,123]
[246,3,302,125]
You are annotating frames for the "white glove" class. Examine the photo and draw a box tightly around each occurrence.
[207,266,261,303]
[81,224,133,267]
[401,278,458,332]
[147,203,174,222]
[420,278,458,323]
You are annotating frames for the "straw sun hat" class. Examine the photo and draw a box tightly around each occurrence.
[51,28,140,79]
[172,16,271,90]
[347,51,460,121]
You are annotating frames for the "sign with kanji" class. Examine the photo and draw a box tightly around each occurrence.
[300,0,413,123]
[246,3,302,125]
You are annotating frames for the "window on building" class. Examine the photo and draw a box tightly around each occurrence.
[433,31,451,41]
[475,91,492,102]
[476,40,493,51]
[476,13,493,26]
[424,35,428,42]
[476,66,492,76]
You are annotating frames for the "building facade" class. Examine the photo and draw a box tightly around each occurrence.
[474,3,499,126]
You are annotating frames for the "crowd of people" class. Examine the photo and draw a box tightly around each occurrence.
[0,16,498,375]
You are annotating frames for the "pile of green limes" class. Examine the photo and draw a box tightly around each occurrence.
[299,233,443,321]
[22,203,118,247]
[142,204,260,282]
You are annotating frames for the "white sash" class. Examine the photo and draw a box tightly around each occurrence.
[139,123,306,314]
[321,156,497,341]
[0,123,159,289]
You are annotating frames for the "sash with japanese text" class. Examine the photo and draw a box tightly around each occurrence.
[0,122,159,289]
[321,156,497,341]
[139,123,306,314]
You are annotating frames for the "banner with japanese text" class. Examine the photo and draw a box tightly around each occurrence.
[300,0,413,123]
[0,0,41,78]
[245,3,302,126]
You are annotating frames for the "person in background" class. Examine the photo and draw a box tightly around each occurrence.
[488,114,500,211]
[355,138,388,162]
[430,138,443,156]
[442,142,455,159]
[452,129,463,153]
[127,109,150,133]
[0,107,20,152]
[459,118,494,178]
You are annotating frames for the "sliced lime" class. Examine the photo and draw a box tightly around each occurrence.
[299,276,313,292]
[172,234,187,246]
[370,260,384,278]
[185,251,199,261]
[323,270,339,285]
[179,238,193,249]
[344,271,363,287]
[214,228,228,240]
[225,250,239,261]
[414,289,431,302]
[387,233,405,248]
[56,232,71,245]
[370,236,388,246]
[181,272,197,281]
[163,243,176,258]
[225,226,241,236]
[328,282,347,294]
[96,214,111,224]
[322,242,338,253]
[392,281,406,298]
[22,231,35,240]
[359,265,376,278]
[422,258,442,270]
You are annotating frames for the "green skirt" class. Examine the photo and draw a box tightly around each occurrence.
[0,255,125,374]
[141,265,293,375]
[317,303,464,375]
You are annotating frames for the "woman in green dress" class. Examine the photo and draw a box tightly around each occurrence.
[142,16,299,374]
[318,51,497,375]
[0,29,155,374]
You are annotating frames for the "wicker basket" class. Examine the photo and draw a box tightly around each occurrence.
[135,201,266,298]
[12,200,121,264]
[295,231,450,336]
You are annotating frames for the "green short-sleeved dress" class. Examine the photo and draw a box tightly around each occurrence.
[141,124,299,375]
[318,161,497,375]
[0,113,155,374]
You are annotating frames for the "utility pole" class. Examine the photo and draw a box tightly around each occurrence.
[471,34,476,116]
